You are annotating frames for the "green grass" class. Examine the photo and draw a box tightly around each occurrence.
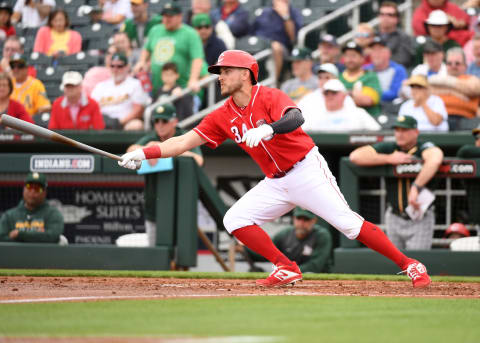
[1,268,480,283]
[1,297,480,342]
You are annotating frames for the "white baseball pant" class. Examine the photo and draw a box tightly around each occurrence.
[223,146,364,239]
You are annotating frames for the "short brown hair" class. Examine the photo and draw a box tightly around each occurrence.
[0,72,14,96]
[162,62,178,73]
[379,1,399,17]
[48,9,70,29]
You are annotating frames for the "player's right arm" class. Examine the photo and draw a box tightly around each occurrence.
[349,145,413,166]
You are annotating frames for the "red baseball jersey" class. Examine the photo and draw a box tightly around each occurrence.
[194,85,315,178]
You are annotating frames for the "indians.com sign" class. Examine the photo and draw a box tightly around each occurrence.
[30,155,94,173]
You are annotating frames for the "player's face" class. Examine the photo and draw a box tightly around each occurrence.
[23,183,46,209]
[394,127,419,149]
[218,67,246,96]
[293,216,316,240]
[154,117,178,140]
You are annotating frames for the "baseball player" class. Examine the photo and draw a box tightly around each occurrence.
[118,50,431,288]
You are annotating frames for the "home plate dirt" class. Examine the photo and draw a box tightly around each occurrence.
[1,276,479,303]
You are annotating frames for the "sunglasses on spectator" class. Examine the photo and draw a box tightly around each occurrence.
[154,118,170,124]
[446,61,463,66]
[355,32,371,38]
[410,84,426,89]
[110,64,126,69]
[25,183,44,193]
[379,12,397,17]
[10,63,26,69]
[323,90,339,96]
[196,25,211,29]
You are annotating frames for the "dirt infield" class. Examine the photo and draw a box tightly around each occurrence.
[1,276,480,302]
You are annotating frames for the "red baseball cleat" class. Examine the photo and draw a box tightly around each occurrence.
[256,262,302,287]
[400,260,431,288]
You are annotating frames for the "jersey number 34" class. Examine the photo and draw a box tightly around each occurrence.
[231,123,249,143]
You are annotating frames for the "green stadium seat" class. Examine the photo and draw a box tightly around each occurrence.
[238,0,264,12]
[301,7,324,26]
[57,52,100,69]
[57,0,86,6]
[234,35,270,54]
[27,52,53,68]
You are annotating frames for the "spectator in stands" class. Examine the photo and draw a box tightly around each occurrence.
[48,71,105,130]
[302,79,380,132]
[100,0,133,26]
[211,0,250,38]
[112,31,139,66]
[33,9,82,57]
[155,62,194,122]
[83,44,115,97]
[134,2,206,95]
[11,0,55,29]
[399,75,449,131]
[428,47,480,130]
[186,0,212,25]
[10,53,50,117]
[411,39,447,76]
[376,1,415,68]
[193,13,226,66]
[350,115,444,250]
[92,52,150,130]
[0,36,36,79]
[444,222,470,240]
[354,23,375,65]
[236,207,333,273]
[125,102,203,247]
[0,72,32,128]
[413,0,472,46]
[0,172,64,244]
[365,36,407,103]
[339,41,382,118]
[461,15,480,65]
[316,34,343,72]
[467,34,480,78]
[280,47,317,103]
[457,124,480,157]
[120,0,162,52]
[252,0,303,82]
[0,2,16,41]
[414,10,460,66]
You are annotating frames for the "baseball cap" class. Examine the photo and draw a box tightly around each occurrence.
[472,124,480,138]
[110,52,128,65]
[0,2,12,13]
[425,9,450,26]
[444,223,470,238]
[9,53,27,66]
[192,13,212,27]
[152,103,177,121]
[293,207,316,219]
[342,41,363,54]
[392,115,418,129]
[405,74,428,88]
[323,79,346,92]
[422,38,443,54]
[60,71,83,90]
[288,47,312,61]
[161,2,182,15]
[319,33,338,46]
[315,63,339,77]
[130,0,144,4]
[25,172,47,188]
[369,36,388,47]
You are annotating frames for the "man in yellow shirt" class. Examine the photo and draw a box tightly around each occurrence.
[10,53,51,116]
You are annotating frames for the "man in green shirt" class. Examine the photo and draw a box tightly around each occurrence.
[133,2,207,95]
[457,125,480,158]
[120,0,162,51]
[349,115,444,250]
[238,207,333,273]
[0,173,64,243]
[339,41,382,117]
[126,103,204,247]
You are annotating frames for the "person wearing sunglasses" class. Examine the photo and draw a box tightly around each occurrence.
[193,13,226,66]
[0,172,64,243]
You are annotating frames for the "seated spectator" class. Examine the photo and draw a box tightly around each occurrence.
[33,9,82,57]
[48,71,105,130]
[428,47,480,130]
[186,0,211,26]
[339,41,382,118]
[83,44,116,97]
[414,10,460,65]
[252,0,303,82]
[365,36,407,102]
[457,124,480,157]
[280,47,317,103]
[354,23,375,65]
[399,75,449,131]
[112,31,139,66]
[316,34,343,72]
[462,15,480,65]
[100,0,133,26]
[302,79,381,132]
[0,72,32,128]
[120,0,162,52]
[413,0,472,46]
[91,52,150,130]
[0,36,36,79]
[236,207,333,273]
[193,13,226,66]
[466,34,480,78]
[444,222,470,240]
[411,39,447,76]
[11,0,55,28]
[0,172,64,243]
[156,62,194,122]
[376,1,414,68]
[9,53,51,117]
[211,0,250,38]
[0,2,15,41]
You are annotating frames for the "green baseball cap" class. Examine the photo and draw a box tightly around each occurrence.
[293,207,316,219]
[192,13,212,27]
[25,172,47,188]
[110,52,128,65]
[392,115,418,129]
[9,53,27,66]
[289,47,312,61]
[161,2,182,15]
[152,103,177,121]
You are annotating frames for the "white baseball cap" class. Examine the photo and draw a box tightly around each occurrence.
[60,71,83,90]
[323,79,346,92]
[315,63,339,77]
[425,10,449,25]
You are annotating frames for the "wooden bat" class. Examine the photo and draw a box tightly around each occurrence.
[1,114,122,161]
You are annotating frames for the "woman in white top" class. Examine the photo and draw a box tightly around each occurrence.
[399,75,449,132]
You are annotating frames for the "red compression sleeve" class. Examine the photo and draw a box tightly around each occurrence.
[143,145,162,159]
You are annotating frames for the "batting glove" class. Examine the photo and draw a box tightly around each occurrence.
[118,149,145,170]
[242,124,274,148]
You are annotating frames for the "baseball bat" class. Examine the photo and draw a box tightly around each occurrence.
[1,114,122,161]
